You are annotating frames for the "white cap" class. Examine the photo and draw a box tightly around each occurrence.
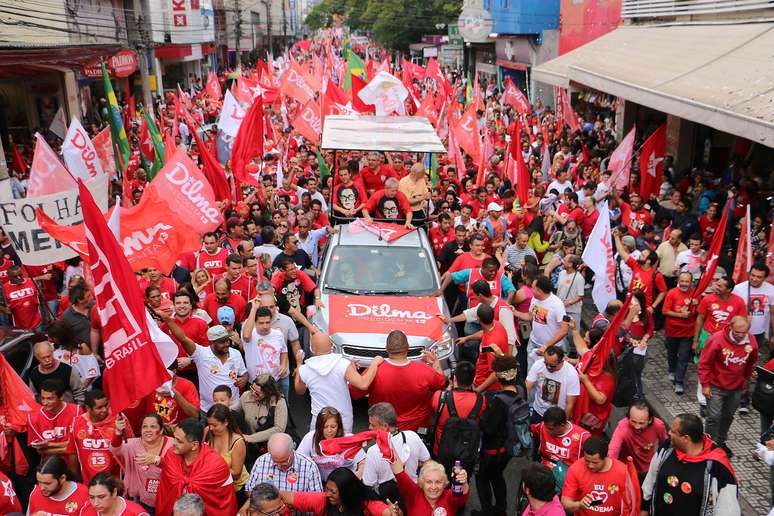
[487,202,502,212]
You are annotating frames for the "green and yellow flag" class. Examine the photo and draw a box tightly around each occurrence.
[102,61,131,177]
[316,149,331,186]
[143,109,165,178]
[343,48,366,90]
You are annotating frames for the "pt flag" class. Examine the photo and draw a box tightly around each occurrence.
[606,127,635,191]
[502,77,531,116]
[581,201,617,312]
[638,124,667,200]
[452,103,482,165]
[79,178,170,413]
[693,198,732,298]
[102,62,131,175]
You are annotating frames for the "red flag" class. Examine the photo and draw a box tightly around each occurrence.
[624,457,642,515]
[0,352,37,475]
[190,123,231,204]
[426,58,451,97]
[447,122,467,181]
[27,133,75,196]
[472,72,484,111]
[10,144,27,175]
[79,178,171,413]
[557,88,581,133]
[732,205,752,284]
[164,132,176,164]
[416,92,439,126]
[693,198,732,298]
[606,127,636,191]
[138,115,154,162]
[351,74,375,114]
[638,124,667,200]
[280,61,316,104]
[291,100,322,145]
[205,71,221,100]
[323,81,356,117]
[231,96,264,187]
[508,120,530,205]
[452,103,481,165]
[502,77,531,116]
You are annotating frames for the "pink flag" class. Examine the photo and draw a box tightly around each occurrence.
[93,127,117,179]
[27,133,75,197]
[606,127,636,191]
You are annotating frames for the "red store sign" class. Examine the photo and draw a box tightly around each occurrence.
[81,49,138,79]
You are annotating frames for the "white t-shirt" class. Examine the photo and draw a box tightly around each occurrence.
[191,345,247,411]
[547,179,574,195]
[53,349,100,384]
[528,294,566,346]
[244,328,287,382]
[298,354,354,433]
[733,281,774,336]
[362,430,430,486]
[527,360,580,416]
[556,270,585,315]
[297,430,366,481]
[676,250,706,280]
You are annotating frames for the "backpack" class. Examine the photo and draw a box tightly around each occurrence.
[494,385,532,457]
[613,347,639,407]
[435,390,484,473]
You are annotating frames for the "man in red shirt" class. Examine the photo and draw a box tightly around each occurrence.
[360,152,396,195]
[219,253,255,302]
[28,455,90,516]
[144,373,201,428]
[531,406,590,467]
[137,267,178,301]
[613,229,667,311]
[608,401,667,476]
[462,304,511,392]
[561,436,635,515]
[358,330,446,432]
[698,316,758,455]
[271,259,321,314]
[621,193,653,236]
[162,290,208,385]
[556,191,584,227]
[332,166,367,219]
[67,389,132,483]
[2,265,42,330]
[26,263,61,316]
[430,362,486,456]
[196,232,230,277]
[693,276,747,356]
[662,272,697,394]
[428,213,454,257]
[363,178,413,228]
[202,278,247,324]
[27,379,82,458]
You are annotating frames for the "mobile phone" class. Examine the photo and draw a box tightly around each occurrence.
[562,315,571,323]
[589,499,604,507]
[480,346,494,354]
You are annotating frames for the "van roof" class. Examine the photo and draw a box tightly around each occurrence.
[334,224,424,247]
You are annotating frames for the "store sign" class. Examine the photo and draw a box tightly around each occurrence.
[458,6,493,43]
[81,49,137,78]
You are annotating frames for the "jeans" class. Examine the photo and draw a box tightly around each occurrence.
[705,386,742,445]
[460,321,481,365]
[632,353,646,399]
[476,452,511,513]
[277,375,290,400]
[665,336,692,386]
[565,311,582,356]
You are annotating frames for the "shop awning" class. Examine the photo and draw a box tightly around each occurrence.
[0,45,124,77]
[532,23,774,146]
[321,115,446,153]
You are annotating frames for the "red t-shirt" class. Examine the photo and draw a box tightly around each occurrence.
[531,421,590,466]
[366,361,447,431]
[431,390,486,455]
[221,274,256,302]
[574,370,615,436]
[428,225,454,257]
[625,256,667,306]
[697,293,747,334]
[162,315,210,361]
[475,322,510,390]
[580,209,599,239]
[292,491,388,516]
[137,277,178,300]
[360,165,397,192]
[3,278,41,330]
[562,458,631,516]
[663,287,696,337]
[271,270,316,311]
[145,377,200,427]
[79,497,150,515]
[26,263,61,301]
[28,481,89,515]
[201,292,247,323]
[0,256,13,284]
[27,403,82,446]
[177,250,197,272]
[365,190,411,219]
[396,470,469,516]
[66,412,131,484]
[195,248,230,276]
[0,471,21,514]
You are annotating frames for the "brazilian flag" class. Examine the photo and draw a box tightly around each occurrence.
[102,61,131,177]
[465,78,474,106]
[343,48,366,90]
[425,153,440,187]
[142,109,165,178]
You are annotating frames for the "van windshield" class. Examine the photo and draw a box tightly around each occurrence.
[323,245,438,295]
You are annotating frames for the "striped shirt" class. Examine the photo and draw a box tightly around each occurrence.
[504,243,536,270]
[246,451,322,495]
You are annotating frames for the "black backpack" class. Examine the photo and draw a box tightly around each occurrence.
[494,386,532,457]
[613,347,639,407]
[435,390,484,473]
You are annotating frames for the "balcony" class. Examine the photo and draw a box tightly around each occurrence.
[484,0,560,35]
[622,0,774,19]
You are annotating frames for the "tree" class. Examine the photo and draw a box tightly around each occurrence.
[306,0,462,51]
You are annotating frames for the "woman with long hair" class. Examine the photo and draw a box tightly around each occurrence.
[297,407,366,481]
[619,289,653,398]
[80,473,149,515]
[279,467,394,515]
[238,374,288,464]
[110,413,173,512]
[190,268,213,303]
[205,404,249,504]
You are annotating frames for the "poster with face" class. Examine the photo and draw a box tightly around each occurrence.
[338,186,358,211]
[380,197,400,219]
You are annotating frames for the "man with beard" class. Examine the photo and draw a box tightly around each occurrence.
[67,390,132,483]
[608,401,667,479]
[201,278,247,324]
[28,455,89,515]
[363,178,413,228]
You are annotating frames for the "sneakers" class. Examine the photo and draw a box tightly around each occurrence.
[700,404,707,418]
[674,384,684,395]
[738,392,750,415]
[738,405,749,415]
[668,372,675,383]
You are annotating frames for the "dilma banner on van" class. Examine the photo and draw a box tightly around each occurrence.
[327,295,443,340]
[0,175,109,266]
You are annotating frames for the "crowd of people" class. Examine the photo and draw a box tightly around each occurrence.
[0,30,773,516]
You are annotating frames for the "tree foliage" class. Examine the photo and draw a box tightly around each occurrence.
[306,0,462,51]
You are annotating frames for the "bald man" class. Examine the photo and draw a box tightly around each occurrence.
[295,332,383,433]
[698,316,758,454]
[28,339,85,404]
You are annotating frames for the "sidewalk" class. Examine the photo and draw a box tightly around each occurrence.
[642,331,770,515]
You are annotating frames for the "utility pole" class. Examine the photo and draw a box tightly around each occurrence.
[261,0,272,57]
[235,0,242,66]
[282,0,287,42]
[132,0,153,111]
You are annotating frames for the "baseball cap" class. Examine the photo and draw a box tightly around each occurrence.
[217,306,235,326]
[487,202,503,212]
[207,325,230,341]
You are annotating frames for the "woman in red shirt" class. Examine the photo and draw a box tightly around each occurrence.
[698,202,719,246]
[571,324,617,436]
[618,290,654,399]
[80,473,149,515]
[390,455,470,516]
[279,467,391,515]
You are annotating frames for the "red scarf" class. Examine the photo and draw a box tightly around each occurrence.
[154,443,237,516]
[320,430,392,460]
[675,435,736,480]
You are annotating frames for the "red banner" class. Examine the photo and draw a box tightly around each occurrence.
[280,61,316,105]
[81,49,137,78]
[327,295,443,340]
[291,100,322,145]
[502,77,531,116]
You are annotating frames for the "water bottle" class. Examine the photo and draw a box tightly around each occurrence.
[451,460,464,496]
